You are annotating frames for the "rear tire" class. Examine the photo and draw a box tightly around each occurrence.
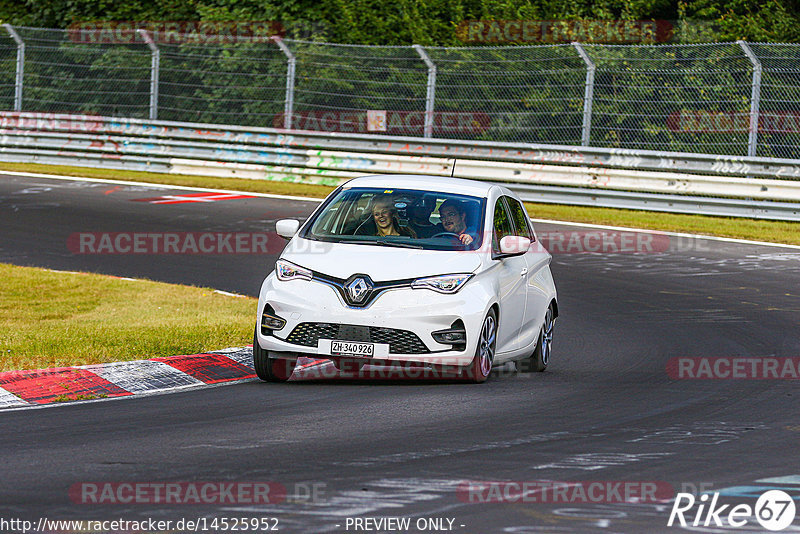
[464,309,497,383]
[253,328,296,382]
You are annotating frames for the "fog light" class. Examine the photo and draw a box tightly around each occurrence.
[432,328,466,345]
[261,304,286,334]
[262,314,286,329]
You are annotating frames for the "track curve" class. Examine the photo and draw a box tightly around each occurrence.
[1,173,799,533]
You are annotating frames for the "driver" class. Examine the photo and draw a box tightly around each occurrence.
[438,199,475,246]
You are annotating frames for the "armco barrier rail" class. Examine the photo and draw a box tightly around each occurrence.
[1,112,799,221]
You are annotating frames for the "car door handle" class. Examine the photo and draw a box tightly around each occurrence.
[520,268,528,276]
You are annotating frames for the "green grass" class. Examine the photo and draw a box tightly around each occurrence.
[0,263,256,372]
[2,161,797,245]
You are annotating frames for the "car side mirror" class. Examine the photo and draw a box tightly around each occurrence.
[275,219,301,239]
[499,235,531,255]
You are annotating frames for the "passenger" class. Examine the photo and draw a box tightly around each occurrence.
[408,194,444,239]
[371,195,416,238]
[438,199,475,245]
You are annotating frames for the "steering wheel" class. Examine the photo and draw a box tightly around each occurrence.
[432,232,464,243]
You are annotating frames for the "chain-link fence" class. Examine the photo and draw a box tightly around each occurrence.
[1,25,799,159]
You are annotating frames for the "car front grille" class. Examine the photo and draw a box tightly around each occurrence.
[284,322,430,354]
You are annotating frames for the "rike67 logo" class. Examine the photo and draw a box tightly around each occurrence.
[668,490,796,531]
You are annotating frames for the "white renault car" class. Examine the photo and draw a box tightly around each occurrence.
[254,175,557,383]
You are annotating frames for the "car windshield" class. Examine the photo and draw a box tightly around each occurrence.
[302,187,486,251]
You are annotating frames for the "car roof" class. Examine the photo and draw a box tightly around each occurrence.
[342,174,500,197]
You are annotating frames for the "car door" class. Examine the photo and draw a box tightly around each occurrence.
[504,196,551,351]
[491,197,528,355]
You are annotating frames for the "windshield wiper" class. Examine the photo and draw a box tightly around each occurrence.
[320,238,423,249]
[335,239,371,245]
[374,239,423,249]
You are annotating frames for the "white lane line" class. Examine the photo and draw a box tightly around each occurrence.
[46,268,143,281]
[214,289,248,298]
[212,346,250,354]
[0,170,323,202]
[44,269,253,296]
[3,169,798,249]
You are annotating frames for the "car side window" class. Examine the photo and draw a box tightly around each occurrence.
[504,197,533,241]
[492,198,515,254]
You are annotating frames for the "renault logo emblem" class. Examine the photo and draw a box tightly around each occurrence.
[344,275,373,304]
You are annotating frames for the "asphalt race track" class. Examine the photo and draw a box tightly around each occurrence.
[1,173,800,533]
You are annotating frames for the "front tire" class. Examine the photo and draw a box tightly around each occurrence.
[522,305,554,372]
[253,328,296,382]
[464,309,497,383]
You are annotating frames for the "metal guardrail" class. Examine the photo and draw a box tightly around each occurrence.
[5,112,800,178]
[1,112,799,221]
[512,184,800,220]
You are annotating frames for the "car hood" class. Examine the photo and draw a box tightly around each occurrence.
[280,238,482,281]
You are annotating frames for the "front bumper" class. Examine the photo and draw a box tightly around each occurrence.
[256,272,492,368]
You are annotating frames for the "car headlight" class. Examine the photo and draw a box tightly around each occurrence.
[411,273,473,294]
[275,259,313,282]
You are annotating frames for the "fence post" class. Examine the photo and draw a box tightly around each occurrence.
[572,42,595,147]
[271,36,295,130]
[413,44,436,138]
[3,24,24,112]
[738,41,762,157]
[137,29,159,120]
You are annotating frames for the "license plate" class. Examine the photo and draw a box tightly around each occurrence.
[331,340,374,357]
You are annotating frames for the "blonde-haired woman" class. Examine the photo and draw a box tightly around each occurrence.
[371,195,416,238]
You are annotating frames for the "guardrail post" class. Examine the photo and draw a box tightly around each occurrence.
[738,41,762,157]
[271,36,295,130]
[572,42,595,147]
[3,24,25,112]
[413,44,436,138]
[137,29,159,120]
